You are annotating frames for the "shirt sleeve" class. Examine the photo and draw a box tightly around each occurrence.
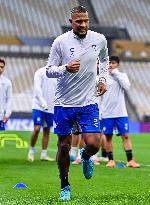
[34,71,48,109]
[45,38,67,78]
[111,69,131,90]
[98,36,109,84]
[5,81,12,118]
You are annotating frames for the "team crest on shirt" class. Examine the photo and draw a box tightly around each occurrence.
[70,48,75,57]
[92,44,97,51]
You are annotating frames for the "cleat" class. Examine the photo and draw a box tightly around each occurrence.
[28,153,34,162]
[40,156,55,161]
[106,160,116,168]
[127,160,140,168]
[80,148,93,179]
[92,159,100,165]
[72,158,81,165]
[99,157,109,162]
[60,185,70,201]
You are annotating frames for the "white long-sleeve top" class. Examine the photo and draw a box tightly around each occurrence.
[101,68,131,118]
[32,67,57,114]
[0,75,12,120]
[46,30,108,107]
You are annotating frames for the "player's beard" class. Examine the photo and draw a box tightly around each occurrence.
[73,30,87,39]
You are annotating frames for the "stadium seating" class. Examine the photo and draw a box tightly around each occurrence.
[112,40,150,60]
[3,57,46,112]
[120,62,150,119]
[91,0,150,42]
[0,0,79,38]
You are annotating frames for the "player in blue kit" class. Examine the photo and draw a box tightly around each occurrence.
[28,67,57,162]
[46,6,108,200]
[101,56,140,168]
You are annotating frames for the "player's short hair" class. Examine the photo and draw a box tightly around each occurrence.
[109,56,120,64]
[71,6,88,15]
[0,58,5,65]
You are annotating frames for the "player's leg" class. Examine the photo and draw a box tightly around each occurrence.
[78,104,101,178]
[54,106,74,201]
[28,109,42,162]
[40,112,54,161]
[72,134,84,164]
[70,127,79,161]
[102,118,115,167]
[99,133,108,162]
[116,117,140,168]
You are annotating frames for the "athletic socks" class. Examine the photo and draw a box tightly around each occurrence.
[82,149,91,160]
[125,149,133,161]
[70,146,78,158]
[29,147,35,154]
[41,149,47,157]
[60,175,70,189]
[101,148,107,158]
[107,152,113,160]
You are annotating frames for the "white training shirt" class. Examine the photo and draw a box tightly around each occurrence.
[32,67,57,114]
[101,68,131,118]
[0,75,12,120]
[46,29,108,107]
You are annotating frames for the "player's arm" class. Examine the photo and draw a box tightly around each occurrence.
[4,81,12,123]
[34,71,48,110]
[46,38,80,78]
[111,69,131,90]
[97,36,109,96]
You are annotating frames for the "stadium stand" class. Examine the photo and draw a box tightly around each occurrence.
[0,0,150,122]
[3,57,46,113]
[112,40,150,60]
[0,0,79,38]
[91,0,150,42]
[120,62,150,119]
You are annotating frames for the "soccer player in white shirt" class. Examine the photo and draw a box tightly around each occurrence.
[46,6,108,200]
[0,59,12,130]
[27,67,57,162]
[101,56,140,168]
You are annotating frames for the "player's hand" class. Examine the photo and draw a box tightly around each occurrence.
[66,60,80,73]
[97,82,107,96]
[3,117,9,124]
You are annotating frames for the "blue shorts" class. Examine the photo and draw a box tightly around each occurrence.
[32,109,54,128]
[0,121,5,130]
[54,104,100,136]
[102,117,129,135]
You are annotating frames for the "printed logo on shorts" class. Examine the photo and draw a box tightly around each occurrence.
[103,127,106,131]
[124,123,128,130]
[37,117,41,122]
[94,119,99,127]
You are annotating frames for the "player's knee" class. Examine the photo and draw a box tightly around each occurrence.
[34,125,41,133]
[122,134,129,141]
[86,143,100,155]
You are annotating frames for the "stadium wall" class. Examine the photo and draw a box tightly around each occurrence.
[5,118,150,133]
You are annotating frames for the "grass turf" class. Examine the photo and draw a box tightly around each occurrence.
[0,131,150,205]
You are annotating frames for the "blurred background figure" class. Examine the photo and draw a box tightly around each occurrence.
[0,59,12,131]
[28,67,57,162]
[101,56,140,168]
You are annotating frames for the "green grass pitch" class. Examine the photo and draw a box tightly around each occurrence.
[0,131,150,205]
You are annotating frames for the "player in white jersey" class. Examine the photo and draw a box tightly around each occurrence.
[46,6,108,201]
[101,56,140,168]
[0,59,12,130]
[27,67,57,162]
